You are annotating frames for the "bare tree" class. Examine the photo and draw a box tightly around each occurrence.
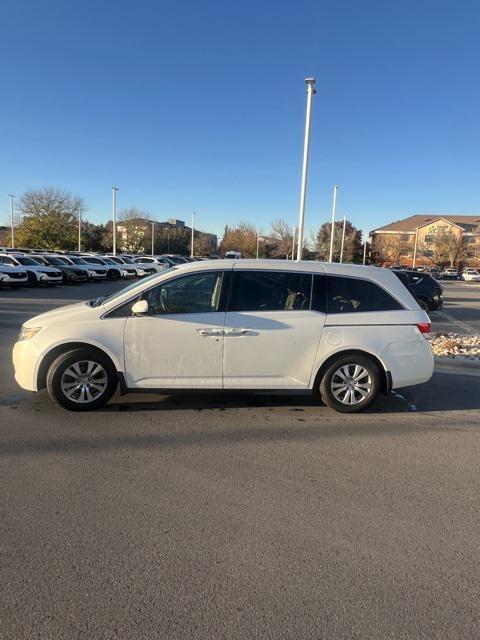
[269,219,294,259]
[432,230,467,267]
[371,234,413,265]
[117,207,151,253]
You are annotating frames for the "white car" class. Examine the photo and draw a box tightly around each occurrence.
[13,260,434,413]
[133,256,171,273]
[462,269,480,282]
[0,254,63,286]
[104,255,149,277]
[0,265,29,288]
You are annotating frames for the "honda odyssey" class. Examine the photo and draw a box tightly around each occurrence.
[13,260,434,413]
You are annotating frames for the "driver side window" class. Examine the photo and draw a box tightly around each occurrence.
[142,272,223,315]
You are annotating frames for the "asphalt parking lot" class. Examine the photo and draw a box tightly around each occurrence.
[1,280,480,639]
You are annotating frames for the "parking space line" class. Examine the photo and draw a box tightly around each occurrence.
[436,311,478,336]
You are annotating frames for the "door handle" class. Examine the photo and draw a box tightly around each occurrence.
[197,328,223,337]
[224,328,251,336]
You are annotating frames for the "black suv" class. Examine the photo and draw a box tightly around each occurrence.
[392,270,443,312]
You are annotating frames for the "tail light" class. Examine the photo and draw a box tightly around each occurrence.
[416,322,431,335]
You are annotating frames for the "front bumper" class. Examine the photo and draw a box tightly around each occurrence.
[13,340,42,391]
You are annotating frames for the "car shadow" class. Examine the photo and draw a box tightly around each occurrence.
[100,371,480,415]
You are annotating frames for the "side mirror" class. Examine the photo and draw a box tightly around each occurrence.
[131,299,149,315]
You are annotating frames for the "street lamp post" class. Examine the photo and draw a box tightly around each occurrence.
[339,215,347,263]
[151,222,155,255]
[78,204,82,252]
[8,194,15,249]
[112,187,119,255]
[363,234,368,266]
[328,185,338,262]
[256,233,265,259]
[296,77,316,261]
[191,212,196,258]
[412,227,419,268]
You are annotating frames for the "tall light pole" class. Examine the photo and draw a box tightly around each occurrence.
[328,185,338,262]
[151,221,155,255]
[412,227,419,268]
[191,212,196,258]
[77,204,82,252]
[256,233,265,259]
[8,194,15,249]
[111,186,119,255]
[363,234,368,266]
[339,215,347,263]
[296,77,316,261]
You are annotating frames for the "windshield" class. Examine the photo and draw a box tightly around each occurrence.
[120,256,134,264]
[97,269,174,307]
[45,256,68,265]
[70,257,87,264]
[101,257,116,265]
[17,256,42,266]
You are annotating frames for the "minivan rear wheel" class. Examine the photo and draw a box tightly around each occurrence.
[319,354,381,413]
[46,348,118,411]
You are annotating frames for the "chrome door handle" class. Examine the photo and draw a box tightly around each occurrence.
[225,328,250,336]
[197,328,223,337]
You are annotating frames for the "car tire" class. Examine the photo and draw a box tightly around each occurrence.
[418,298,429,312]
[107,269,120,281]
[46,348,118,411]
[27,272,39,287]
[319,354,381,413]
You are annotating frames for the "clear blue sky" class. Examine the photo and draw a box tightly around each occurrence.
[1,0,479,239]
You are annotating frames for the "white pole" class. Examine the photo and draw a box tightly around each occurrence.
[256,232,260,259]
[151,221,155,255]
[412,227,419,268]
[362,235,368,266]
[191,212,195,258]
[296,77,316,261]
[78,204,82,252]
[339,215,347,263]
[328,185,338,262]
[8,194,15,249]
[112,186,118,255]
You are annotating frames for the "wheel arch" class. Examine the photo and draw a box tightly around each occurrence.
[312,349,392,396]
[36,341,119,390]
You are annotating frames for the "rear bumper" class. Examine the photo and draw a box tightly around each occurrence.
[380,338,434,389]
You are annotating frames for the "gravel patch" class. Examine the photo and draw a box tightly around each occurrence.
[429,333,480,360]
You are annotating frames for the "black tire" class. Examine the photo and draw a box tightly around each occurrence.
[27,271,39,287]
[418,298,430,312]
[107,269,120,281]
[46,348,118,411]
[319,354,381,413]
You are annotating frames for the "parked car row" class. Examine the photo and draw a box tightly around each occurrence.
[388,264,480,281]
[0,249,204,289]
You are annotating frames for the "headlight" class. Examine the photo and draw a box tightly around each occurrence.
[121,269,128,276]
[18,326,42,341]
[87,269,96,276]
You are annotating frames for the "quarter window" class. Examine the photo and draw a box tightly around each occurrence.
[228,271,312,312]
[326,276,403,313]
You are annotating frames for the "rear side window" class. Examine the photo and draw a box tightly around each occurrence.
[228,271,312,312]
[327,276,403,313]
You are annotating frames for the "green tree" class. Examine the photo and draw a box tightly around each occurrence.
[15,188,83,250]
[82,222,109,252]
[314,220,363,263]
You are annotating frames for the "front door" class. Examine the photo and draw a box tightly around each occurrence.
[223,269,326,389]
[124,270,227,388]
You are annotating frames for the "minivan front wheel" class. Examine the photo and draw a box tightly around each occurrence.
[319,355,381,413]
[46,348,118,411]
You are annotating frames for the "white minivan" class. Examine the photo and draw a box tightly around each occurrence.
[13,260,434,413]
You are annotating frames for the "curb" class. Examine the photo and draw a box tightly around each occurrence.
[434,356,480,376]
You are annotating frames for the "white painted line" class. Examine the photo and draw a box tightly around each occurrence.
[436,311,478,336]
